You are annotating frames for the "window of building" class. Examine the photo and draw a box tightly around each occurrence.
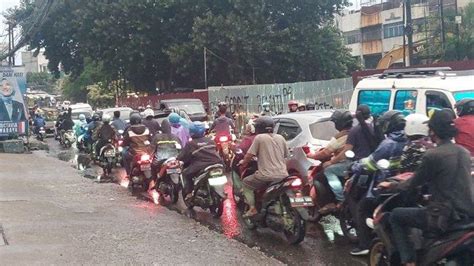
[362,27,382,42]
[383,22,404,38]
[344,31,361,45]
[394,90,417,115]
[358,90,391,116]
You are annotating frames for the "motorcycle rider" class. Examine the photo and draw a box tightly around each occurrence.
[378,109,474,265]
[168,112,190,148]
[94,114,117,159]
[33,111,46,135]
[321,105,378,209]
[73,114,88,137]
[214,101,233,119]
[177,121,222,201]
[297,103,306,112]
[111,111,126,132]
[306,102,316,111]
[260,102,274,116]
[210,102,235,140]
[59,108,75,141]
[122,113,151,177]
[288,100,298,113]
[142,108,161,136]
[240,116,289,217]
[454,98,474,155]
[236,118,257,155]
[350,110,408,256]
[399,113,433,173]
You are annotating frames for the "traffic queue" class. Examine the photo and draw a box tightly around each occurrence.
[30,96,474,266]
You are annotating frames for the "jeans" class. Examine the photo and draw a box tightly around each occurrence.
[324,161,352,202]
[389,207,427,264]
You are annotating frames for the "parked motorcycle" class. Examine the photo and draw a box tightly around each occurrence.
[183,164,227,218]
[369,192,474,265]
[98,139,117,179]
[61,130,76,148]
[232,149,313,245]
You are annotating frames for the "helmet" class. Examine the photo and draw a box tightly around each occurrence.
[146,104,152,109]
[306,102,315,110]
[254,116,275,134]
[92,113,101,121]
[143,108,154,118]
[297,103,306,111]
[405,113,429,137]
[288,100,298,107]
[377,110,406,134]
[218,101,227,107]
[330,110,353,131]
[168,113,181,125]
[218,101,227,113]
[189,121,206,138]
[130,113,142,125]
[79,114,86,121]
[454,98,474,116]
[288,100,298,112]
[102,114,112,124]
[246,119,256,135]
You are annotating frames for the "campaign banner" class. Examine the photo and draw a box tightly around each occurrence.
[0,67,29,137]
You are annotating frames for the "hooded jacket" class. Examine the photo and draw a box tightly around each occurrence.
[123,124,150,155]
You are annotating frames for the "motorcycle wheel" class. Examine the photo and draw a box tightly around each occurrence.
[338,204,358,243]
[182,189,194,209]
[283,207,306,245]
[209,193,224,218]
[369,239,392,266]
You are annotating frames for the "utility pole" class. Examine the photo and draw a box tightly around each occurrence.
[405,0,414,66]
[439,0,446,51]
[402,0,407,66]
[203,47,208,89]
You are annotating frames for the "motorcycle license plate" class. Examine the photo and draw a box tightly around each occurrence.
[289,196,314,207]
[140,164,151,171]
[166,168,181,174]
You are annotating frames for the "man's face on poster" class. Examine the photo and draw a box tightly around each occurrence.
[1,79,14,97]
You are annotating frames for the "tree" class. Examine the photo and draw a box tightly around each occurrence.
[26,72,57,93]
[443,3,474,61]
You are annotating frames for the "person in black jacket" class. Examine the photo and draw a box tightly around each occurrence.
[142,108,161,136]
[177,121,222,200]
[378,109,474,265]
[94,114,116,158]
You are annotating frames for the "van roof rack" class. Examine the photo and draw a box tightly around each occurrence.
[379,67,452,79]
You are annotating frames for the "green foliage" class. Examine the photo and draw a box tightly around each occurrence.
[10,0,357,93]
[26,72,57,93]
[443,3,474,61]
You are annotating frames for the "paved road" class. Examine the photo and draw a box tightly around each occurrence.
[2,138,368,265]
[0,152,279,265]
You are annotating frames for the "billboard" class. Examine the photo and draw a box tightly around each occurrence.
[0,67,28,137]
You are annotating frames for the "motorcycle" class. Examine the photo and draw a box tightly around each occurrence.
[232,149,313,245]
[214,133,236,171]
[76,126,91,153]
[183,164,227,218]
[368,192,474,265]
[128,152,153,192]
[115,130,125,166]
[61,130,76,148]
[98,139,117,180]
[152,141,182,205]
[36,127,46,141]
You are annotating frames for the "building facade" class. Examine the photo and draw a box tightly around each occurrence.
[21,50,48,73]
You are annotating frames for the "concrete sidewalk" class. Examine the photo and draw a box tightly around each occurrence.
[0,152,279,265]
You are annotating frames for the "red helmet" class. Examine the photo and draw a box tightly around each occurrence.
[287,100,298,107]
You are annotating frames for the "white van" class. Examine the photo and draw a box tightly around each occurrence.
[349,68,474,116]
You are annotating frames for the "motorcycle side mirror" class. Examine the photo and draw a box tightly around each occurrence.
[118,130,124,134]
[345,150,355,159]
[377,159,390,170]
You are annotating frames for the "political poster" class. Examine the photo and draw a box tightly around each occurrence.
[0,67,28,137]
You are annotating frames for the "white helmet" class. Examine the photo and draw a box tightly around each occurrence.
[246,119,256,135]
[143,108,154,118]
[102,114,112,124]
[405,113,429,137]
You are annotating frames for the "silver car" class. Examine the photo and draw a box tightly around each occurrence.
[272,110,340,183]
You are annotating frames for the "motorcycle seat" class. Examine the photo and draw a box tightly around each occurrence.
[203,164,224,172]
[447,220,474,232]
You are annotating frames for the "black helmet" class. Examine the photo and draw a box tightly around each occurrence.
[306,102,315,110]
[130,113,142,125]
[254,116,275,134]
[454,98,474,116]
[330,110,353,131]
[377,110,406,134]
[92,113,101,122]
[218,101,227,113]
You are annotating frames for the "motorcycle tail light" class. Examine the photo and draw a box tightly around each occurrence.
[118,140,123,146]
[219,136,229,142]
[290,178,303,188]
[302,145,311,154]
[140,154,151,162]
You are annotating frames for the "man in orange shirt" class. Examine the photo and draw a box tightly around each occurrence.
[454,99,474,156]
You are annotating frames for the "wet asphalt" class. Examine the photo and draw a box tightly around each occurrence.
[48,138,367,265]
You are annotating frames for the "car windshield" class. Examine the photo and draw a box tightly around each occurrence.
[168,103,205,114]
[453,91,474,101]
[71,111,92,120]
[309,120,338,141]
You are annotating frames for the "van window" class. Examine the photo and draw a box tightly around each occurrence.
[394,90,417,115]
[358,90,391,116]
[426,91,452,115]
[453,91,474,101]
